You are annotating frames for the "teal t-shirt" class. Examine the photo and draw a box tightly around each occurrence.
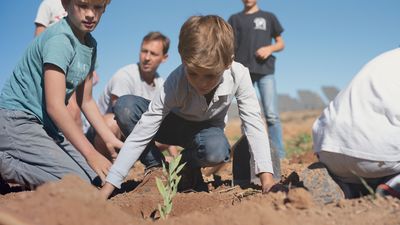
[0,18,97,138]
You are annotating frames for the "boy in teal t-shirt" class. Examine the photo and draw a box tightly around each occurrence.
[0,0,122,190]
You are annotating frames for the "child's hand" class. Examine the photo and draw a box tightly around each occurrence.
[105,137,124,162]
[259,172,275,194]
[99,182,115,200]
[86,151,112,184]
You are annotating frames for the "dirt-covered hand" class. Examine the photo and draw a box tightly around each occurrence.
[86,151,112,185]
[259,172,275,194]
[105,136,123,162]
[99,182,115,200]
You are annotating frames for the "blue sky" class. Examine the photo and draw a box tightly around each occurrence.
[0,0,399,101]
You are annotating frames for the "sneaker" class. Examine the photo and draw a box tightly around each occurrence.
[376,183,400,199]
[177,166,208,192]
[300,162,344,204]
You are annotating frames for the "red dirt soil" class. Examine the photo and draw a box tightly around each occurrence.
[1,110,399,225]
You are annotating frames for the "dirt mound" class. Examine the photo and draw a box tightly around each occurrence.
[1,110,400,225]
[0,175,135,225]
[1,163,400,225]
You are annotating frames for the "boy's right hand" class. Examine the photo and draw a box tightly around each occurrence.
[86,151,112,184]
[259,172,275,193]
[99,182,115,200]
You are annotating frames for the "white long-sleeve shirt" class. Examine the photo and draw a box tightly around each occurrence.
[106,61,273,188]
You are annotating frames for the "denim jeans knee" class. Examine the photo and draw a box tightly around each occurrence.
[113,95,150,137]
[184,127,230,168]
[113,95,162,168]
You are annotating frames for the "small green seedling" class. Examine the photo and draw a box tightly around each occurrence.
[353,171,376,200]
[156,154,186,219]
[350,170,377,201]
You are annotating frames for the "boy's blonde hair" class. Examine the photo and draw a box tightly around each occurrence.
[178,15,234,74]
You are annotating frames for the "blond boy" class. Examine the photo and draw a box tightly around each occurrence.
[0,0,122,189]
[100,15,275,199]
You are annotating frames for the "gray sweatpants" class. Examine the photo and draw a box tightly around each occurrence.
[0,109,98,189]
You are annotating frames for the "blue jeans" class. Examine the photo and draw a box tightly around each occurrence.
[113,95,231,169]
[251,74,285,159]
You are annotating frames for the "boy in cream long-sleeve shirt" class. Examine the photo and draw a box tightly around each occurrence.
[100,15,276,199]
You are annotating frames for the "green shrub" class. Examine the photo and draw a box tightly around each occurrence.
[285,133,312,157]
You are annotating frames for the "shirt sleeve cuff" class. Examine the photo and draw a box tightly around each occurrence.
[254,160,274,175]
[105,169,124,189]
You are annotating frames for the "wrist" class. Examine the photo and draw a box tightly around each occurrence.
[259,172,274,184]
[100,182,115,200]
[83,146,101,160]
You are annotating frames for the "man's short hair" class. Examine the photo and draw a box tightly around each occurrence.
[143,31,170,55]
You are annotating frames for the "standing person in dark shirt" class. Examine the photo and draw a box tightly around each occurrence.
[229,0,286,161]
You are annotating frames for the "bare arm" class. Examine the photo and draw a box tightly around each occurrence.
[255,35,285,60]
[44,64,113,182]
[66,92,83,129]
[78,71,123,161]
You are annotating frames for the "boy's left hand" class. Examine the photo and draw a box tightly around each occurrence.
[86,151,112,184]
[259,172,275,193]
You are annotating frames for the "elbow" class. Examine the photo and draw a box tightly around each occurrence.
[45,100,63,119]
[45,103,58,118]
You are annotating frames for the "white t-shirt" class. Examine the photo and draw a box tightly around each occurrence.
[97,64,164,114]
[313,48,400,162]
[35,0,67,27]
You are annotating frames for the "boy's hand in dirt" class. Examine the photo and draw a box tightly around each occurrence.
[259,172,275,194]
[86,151,112,184]
[105,137,123,162]
[99,182,115,200]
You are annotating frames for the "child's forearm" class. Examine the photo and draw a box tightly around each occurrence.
[44,67,97,157]
[47,101,96,157]
[82,98,121,145]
